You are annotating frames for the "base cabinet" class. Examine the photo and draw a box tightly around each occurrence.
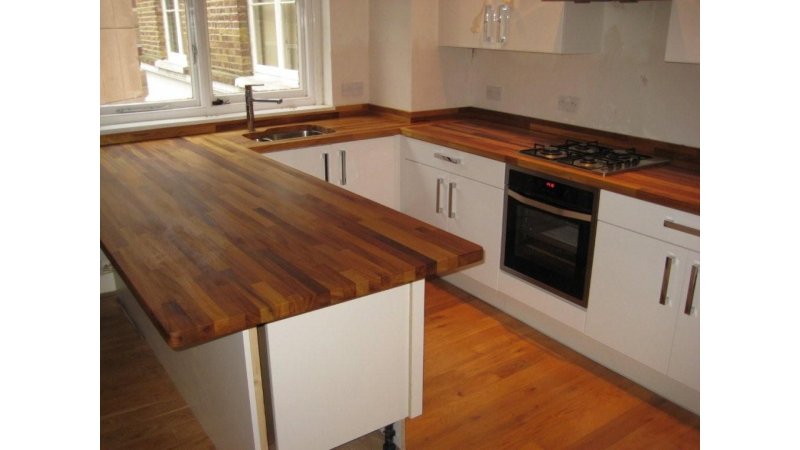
[400,139,504,291]
[264,137,400,210]
[586,191,700,391]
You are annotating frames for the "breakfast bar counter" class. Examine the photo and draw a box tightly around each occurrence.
[101,132,482,350]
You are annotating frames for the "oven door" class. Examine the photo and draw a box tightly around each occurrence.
[502,190,594,307]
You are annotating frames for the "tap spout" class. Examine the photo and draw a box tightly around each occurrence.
[245,84,284,131]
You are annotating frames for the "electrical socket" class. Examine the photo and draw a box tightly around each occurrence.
[341,81,364,98]
[557,95,580,113]
[486,85,502,102]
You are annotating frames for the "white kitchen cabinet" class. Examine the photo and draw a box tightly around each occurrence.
[400,138,504,291]
[586,191,700,391]
[264,143,331,181]
[264,137,400,210]
[327,137,400,209]
[439,0,604,54]
[665,0,700,64]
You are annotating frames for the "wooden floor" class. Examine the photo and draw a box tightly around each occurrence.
[101,279,699,449]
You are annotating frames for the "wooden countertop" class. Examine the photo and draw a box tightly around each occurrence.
[101,133,482,350]
[401,120,700,215]
[213,115,699,213]
[100,112,699,349]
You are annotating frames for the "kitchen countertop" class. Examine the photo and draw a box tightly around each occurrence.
[214,115,699,214]
[400,120,700,215]
[100,132,482,350]
[100,112,699,349]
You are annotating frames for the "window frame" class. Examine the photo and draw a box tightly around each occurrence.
[100,0,324,128]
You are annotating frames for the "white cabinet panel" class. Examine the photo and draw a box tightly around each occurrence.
[264,282,423,450]
[448,172,504,290]
[329,137,400,209]
[667,251,700,390]
[586,221,684,372]
[401,159,450,231]
[587,190,700,391]
[439,0,604,54]
[401,148,504,291]
[599,190,699,252]
[665,0,700,64]
[264,144,331,181]
[401,137,505,189]
[264,137,401,210]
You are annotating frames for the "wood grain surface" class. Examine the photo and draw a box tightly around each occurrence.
[100,134,482,349]
[402,119,700,214]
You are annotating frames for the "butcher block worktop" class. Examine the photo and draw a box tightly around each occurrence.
[100,133,482,349]
[101,110,699,349]
[401,120,700,215]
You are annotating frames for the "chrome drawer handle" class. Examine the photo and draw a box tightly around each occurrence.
[434,153,461,165]
[659,255,675,305]
[340,150,347,186]
[663,219,699,237]
[448,182,457,219]
[436,178,444,214]
[684,264,699,315]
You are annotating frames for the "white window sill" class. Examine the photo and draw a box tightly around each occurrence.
[100,103,336,136]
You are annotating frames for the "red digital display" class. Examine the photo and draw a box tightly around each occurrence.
[545,181,556,189]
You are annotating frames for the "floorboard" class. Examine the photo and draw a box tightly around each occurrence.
[100,278,699,449]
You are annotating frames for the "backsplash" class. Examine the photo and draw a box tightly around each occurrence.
[462,2,699,148]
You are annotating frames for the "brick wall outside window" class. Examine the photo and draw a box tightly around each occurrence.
[135,0,253,85]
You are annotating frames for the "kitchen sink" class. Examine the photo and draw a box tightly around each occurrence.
[244,124,335,142]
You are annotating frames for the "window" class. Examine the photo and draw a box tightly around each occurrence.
[100,0,322,126]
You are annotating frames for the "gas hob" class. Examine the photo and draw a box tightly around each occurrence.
[520,140,669,175]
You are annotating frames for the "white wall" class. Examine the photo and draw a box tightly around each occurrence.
[328,0,371,106]
[408,0,473,112]
[462,2,699,147]
[369,0,412,110]
[337,1,698,147]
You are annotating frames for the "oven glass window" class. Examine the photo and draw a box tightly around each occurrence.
[504,197,592,303]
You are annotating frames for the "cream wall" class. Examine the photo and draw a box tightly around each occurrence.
[408,0,472,112]
[369,0,412,111]
[327,0,371,106]
[460,2,699,147]
[331,1,698,147]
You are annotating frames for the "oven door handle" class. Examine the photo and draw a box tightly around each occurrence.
[507,189,593,223]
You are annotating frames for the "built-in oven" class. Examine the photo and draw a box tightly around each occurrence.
[501,166,598,308]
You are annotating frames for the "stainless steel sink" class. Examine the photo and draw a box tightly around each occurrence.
[244,124,335,142]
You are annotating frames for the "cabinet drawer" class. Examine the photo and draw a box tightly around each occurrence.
[598,190,699,251]
[401,137,505,189]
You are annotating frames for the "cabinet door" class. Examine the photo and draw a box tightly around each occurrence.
[263,145,332,181]
[504,0,603,54]
[401,159,449,230]
[667,252,700,390]
[665,0,700,63]
[585,221,685,373]
[447,174,504,290]
[439,0,487,48]
[331,137,400,209]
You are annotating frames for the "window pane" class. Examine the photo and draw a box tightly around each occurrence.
[206,0,301,96]
[100,0,195,107]
[253,3,278,67]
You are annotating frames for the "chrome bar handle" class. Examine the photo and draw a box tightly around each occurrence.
[483,4,493,43]
[659,255,675,305]
[339,150,347,185]
[322,153,330,182]
[684,264,699,315]
[448,182,457,219]
[496,3,511,45]
[434,153,461,165]
[436,178,444,213]
[663,219,700,237]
